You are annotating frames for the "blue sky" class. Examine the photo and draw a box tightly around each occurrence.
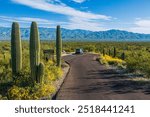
[0,0,150,33]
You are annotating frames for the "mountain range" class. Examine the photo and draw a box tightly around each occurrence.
[0,27,150,41]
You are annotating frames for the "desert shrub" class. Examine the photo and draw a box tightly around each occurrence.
[7,59,62,100]
[63,48,72,52]
[100,54,125,65]
[13,71,31,87]
[30,84,55,99]
[8,84,55,100]
[126,50,150,77]
[0,57,12,83]
[99,54,126,69]
[0,95,7,100]
[98,54,108,65]
[8,86,30,100]
[45,60,63,82]
[83,45,96,52]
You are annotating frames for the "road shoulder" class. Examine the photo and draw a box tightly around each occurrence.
[51,62,70,100]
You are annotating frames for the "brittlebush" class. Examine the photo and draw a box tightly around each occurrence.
[7,60,62,100]
[8,84,55,100]
[99,54,126,68]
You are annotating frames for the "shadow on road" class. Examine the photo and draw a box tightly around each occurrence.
[85,68,150,95]
[56,54,150,99]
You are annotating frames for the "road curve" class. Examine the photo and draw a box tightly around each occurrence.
[54,54,150,100]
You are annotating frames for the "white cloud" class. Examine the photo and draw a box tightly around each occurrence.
[0,15,106,31]
[0,16,67,27]
[11,0,110,20]
[129,27,150,34]
[0,16,52,24]
[129,19,150,34]
[72,0,86,3]
[135,19,150,27]
[64,17,106,31]
[10,0,111,31]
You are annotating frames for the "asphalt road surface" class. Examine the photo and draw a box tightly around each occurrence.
[54,54,150,100]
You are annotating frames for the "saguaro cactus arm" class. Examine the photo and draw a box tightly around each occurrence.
[37,62,45,83]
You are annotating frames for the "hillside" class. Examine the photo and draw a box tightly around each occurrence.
[0,27,150,41]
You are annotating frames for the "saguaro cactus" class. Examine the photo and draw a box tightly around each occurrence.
[56,25,62,67]
[121,52,125,60]
[103,48,105,56]
[109,49,111,56]
[113,47,116,58]
[29,22,40,83]
[11,22,22,76]
[29,22,45,84]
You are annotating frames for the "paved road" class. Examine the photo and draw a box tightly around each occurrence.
[54,54,150,100]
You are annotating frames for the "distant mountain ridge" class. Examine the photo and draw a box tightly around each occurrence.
[0,27,150,41]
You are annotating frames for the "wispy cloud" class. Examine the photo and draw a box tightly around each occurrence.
[129,19,150,34]
[0,16,67,27]
[11,0,110,20]
[135,19,150,27]
[72,0,86,3]
[0,15,106,31]
[65,17,106,31]
[10,0,111,31]
[0,16,51,24]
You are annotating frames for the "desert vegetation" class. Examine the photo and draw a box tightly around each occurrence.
[1,24,150,99]
[61,41,150,78]
[0,22,63,99]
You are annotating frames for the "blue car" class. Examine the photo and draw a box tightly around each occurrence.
[75,48,83,54]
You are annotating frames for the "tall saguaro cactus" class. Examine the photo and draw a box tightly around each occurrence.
[108,49,111,56]
[113,47,116,58]
[103,48,105,56]
[121,52,125,60]
[29,22,40,83]
[11,22,22,77]
[56,25,62,67]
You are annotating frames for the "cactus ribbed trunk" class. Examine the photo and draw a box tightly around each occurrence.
[121,52,125,60]
[56,25,62,67]
[11,22,22,77]
[113,47,116,58]
[109,49,111,56]
[29,22,40,83]
[37,62,45,83]
[103,48,105,56]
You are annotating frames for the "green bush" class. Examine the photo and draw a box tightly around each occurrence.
[126,50,150,77]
